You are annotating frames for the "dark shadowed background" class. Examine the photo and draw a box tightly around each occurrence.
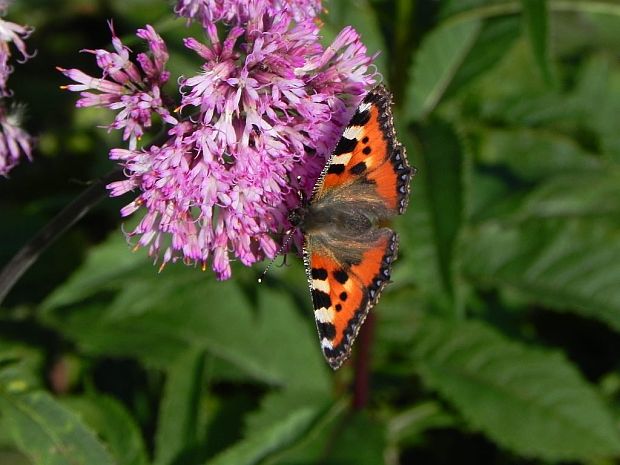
[2,1,620,464]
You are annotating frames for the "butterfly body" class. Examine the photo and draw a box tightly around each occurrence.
[294,85,414,370]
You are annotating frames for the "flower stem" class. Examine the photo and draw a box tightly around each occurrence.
[352,311,376,410]
[0,168,125,305]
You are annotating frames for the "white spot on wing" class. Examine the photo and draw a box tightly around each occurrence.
[332,153,352,165]
[312,279,330,295]
[343,125,364,140]
[314,307,334,323]
[321,337,333,349]
[358,102,372,113]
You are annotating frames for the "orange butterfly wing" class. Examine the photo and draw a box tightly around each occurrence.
[308,231,398,369]
[301,85,414,369]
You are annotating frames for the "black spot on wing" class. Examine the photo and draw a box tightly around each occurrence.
[311,267,328,280]
[318,321,337,340]
[362,146,371,155]
[339,291,348,301]
[333,269,349,284]
[333,137,358,155]
[327,163,345,175]
[362,136,369,144]
[312,289,331,309]
[349,161,366,175]
[335,304,342,311]
[350,109,371,126]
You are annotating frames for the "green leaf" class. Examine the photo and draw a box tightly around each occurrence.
[244,388,327,436]
[405,19,481,121]
[521,0,553,83]
[462,219,620,331]
[477,127,601,182]
[41,232,148,311]
[62,395,148,465]
[512,168,620,220]
[154,348,205,465]
[445,16,521,99]
[387,401,457,446]
[325,413,385,465]
[205,407,318,465]
[0,342,43,392]
[0,390,116,465]
[413,317,620,460]
[41,235,329,390]
[415,119,465,299]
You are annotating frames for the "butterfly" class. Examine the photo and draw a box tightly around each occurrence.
[289,85,414,369]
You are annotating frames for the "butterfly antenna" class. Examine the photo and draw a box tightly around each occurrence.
[258,229,296,283]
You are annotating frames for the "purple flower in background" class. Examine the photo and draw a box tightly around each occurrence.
[175,0,322,24]
[64,0,375,279]
[59,24,176,149]
[0,2,34,97]
[0,104,33,176]
[0,1,35,176]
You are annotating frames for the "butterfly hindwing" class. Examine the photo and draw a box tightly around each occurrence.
[306,229,399,369]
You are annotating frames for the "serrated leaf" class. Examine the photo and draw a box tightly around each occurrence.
[406,19,481,121]
[463,219,620,331]
[205,407,318,465]
[413,317,620,460]
[513,168,620,220]
[521,0,553,83]
[62,395,148,465]
[0,390,116,465]
[154,348,205,465]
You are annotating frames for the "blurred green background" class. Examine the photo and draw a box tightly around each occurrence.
[2,0,620,464]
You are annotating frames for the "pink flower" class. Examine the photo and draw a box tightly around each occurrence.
[65,1,376,279]
[0,104,33,176]
[0,4,34,97]
[59,24,176,150]
[175,0,322,25]
[0,2,35,176]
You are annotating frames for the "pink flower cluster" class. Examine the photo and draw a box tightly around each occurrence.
[60,24,176,150]
[175,0,322,24]
[61,0,376,279]
[0,1,35,176]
